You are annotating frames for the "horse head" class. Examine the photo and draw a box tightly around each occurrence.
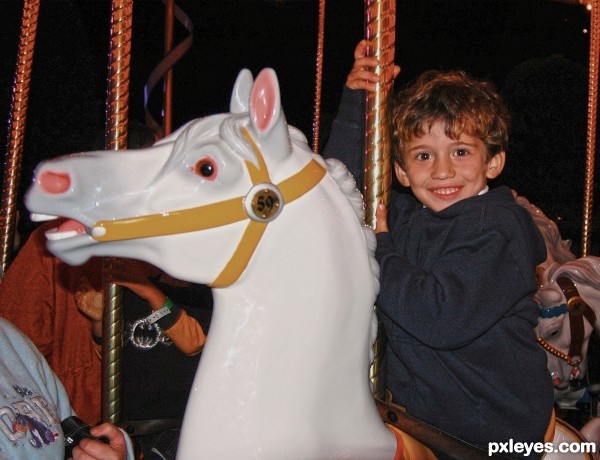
[535,258,600,402]
[25,69,327,287]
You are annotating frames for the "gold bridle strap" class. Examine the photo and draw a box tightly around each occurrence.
[91,127,326,287]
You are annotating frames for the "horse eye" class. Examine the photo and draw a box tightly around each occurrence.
[549,330,560,338]
[193,158,217,180]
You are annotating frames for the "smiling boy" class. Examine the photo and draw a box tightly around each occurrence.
[392,119,504,211]
[324,46,554,457]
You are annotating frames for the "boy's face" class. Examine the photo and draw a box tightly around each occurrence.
[394,121,505,212]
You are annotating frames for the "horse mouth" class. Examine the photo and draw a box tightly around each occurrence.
[31,213,89,240]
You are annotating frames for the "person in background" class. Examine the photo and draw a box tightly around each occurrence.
[0,121,158,424]
[75,258,209,356]
[323,40,554,458]
[0,222,104,423]
[74,258,212,460]
[0,317,134,460]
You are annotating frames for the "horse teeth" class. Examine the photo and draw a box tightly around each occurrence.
[30,212,57,222]
[45,229,79,241]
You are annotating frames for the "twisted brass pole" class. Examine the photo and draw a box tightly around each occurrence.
[364,0,395,225]
[0,0,40,279]
[102,0,133,424]
[581,0,599,256]
[364,0,395,399]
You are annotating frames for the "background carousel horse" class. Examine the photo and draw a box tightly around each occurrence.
[516,195,597,398]
[535,259,600,400]
[517,195,600,451]
[24,69,595,459]
[535,257,600,449]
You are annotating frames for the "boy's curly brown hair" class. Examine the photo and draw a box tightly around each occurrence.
[391,70,511,168]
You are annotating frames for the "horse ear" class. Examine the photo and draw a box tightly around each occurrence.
[247,68,291,162]
[230,69,253,114]
[249,68,282,135]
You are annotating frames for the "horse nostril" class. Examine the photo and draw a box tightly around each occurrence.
[38,170,71,194]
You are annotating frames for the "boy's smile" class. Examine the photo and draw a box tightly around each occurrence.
[394,121,505,212]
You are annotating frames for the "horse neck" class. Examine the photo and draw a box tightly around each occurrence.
[177,185,397,459]
[200,184,377,387]
[210,203,375,360]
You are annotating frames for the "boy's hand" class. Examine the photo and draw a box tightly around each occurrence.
[71,422,128,460]
[346,39,400,92]
[375,203,389,234]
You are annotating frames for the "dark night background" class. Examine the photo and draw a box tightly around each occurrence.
[0,0,595,254]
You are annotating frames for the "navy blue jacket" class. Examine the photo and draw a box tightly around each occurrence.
[323,87,554,453]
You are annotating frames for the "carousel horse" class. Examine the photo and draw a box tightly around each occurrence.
[516,195,598,399]
[25,69,596,459]
[535,257,600,448]
[517,195,600,451]
[535,259,600,400]
[25,68,410,459]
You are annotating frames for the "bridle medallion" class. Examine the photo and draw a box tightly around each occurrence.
[245,183,283,222]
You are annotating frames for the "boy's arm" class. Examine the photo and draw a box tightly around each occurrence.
[321,88,367,187]
[322,40,399,189]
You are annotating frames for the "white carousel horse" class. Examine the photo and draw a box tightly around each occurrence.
[25,69,595,459]
[25,68,403,459]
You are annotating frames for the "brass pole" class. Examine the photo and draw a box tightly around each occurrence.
[312,0,326,153]
[364,0,395,399]
[0,0,41,279]
[102,0,133,424]
[581,0,599,256]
